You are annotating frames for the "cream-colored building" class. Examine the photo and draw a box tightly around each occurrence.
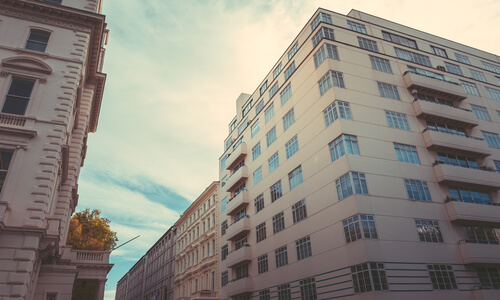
[0,0,110,299]
[218,8,500,300]
[174,182,220,300]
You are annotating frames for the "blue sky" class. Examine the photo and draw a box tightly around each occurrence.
[76,0,500,298]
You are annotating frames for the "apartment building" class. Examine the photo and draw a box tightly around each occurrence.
[116,226,177,300]
[0,0,111,299]
[218,8,500,300]
[174,181,220,300]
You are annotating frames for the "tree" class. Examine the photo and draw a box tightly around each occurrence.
[66,209,118,251]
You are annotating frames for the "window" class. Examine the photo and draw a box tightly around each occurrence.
[260,81,268,96]
[221,244,228,260]
[292,199,307,223]
[220,155,227,170]
[275,245,288,267]
[455,53,470,64]
[426,121,466,136]
[278,284,291,300]
[319,70,345,96]
[299,277,317,300]
[486,87,500,101]
[225,138,233,151]
[370,56,391,73]
[273,211,285,234]
[264,102,275,123]
[238,119,248,135]
[259,290,270,300]
[465,225,500,244]
[431,46,447,58]
[336,172,368,200]
[221,198,228,212]
[385,111,409,130]
[428,265,457,290]
[312,27,335,47]
[0,151,13,192]
[253,166,263,186]
[477,266,500,289]
[314,44,339,68]
[46,293,57,300]
[284,61,296,80]
[394,47,431,67]
[252,142,261,160]
[280,83,292,106]
[482,61,500,74]
[470,104,491,121]
[256,99,265,114]
[415,219,443,242]
[358,37,378,52]
[347,20,366,34]
[270,180,282,202]
[233,137,243,150]
[351,263,388,293]
[329,134,359,162]
[242,100,253,117]
[268,152,279,173]
[393,143,420,164]
[26,30,50,52]
[377,82,400,100]
[288,165,303,190]
[230,120,237,132]
[285,135,299,159]
[273,63,282,79]
[438,153,479,170]
[269,82,279,99]
[288,42,299,60]
[444,62,462,75]
[2,78,35,115]
[416,93,454,106]
[383,31,417,48]
[323,100,351,127]
[470,69,486,82]
[251,120,260,137]
[482,131,500,148]
[296,236,312,260]
[254,194,264,213]
[495,160,500,173]
[404,179,431,201]
[257,255,269,274]
[266,126,277,147]
[282,108,295,131]
[256,222,267,243]
[311,12,332,31]
[460,80,480,96]
[235,235,248,250]
[343,214,378,243]
[221,271,228,287]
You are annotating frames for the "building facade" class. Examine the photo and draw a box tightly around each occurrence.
[0,0,110,299]
[174,181,220,300]
[116,226,177,300]
[218,8,500,300]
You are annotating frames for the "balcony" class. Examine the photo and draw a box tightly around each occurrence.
[226,245,252,268]
[458,241,500,264]
[226,277,252,297]
[433,162,500,189]
[225,166,248,192]
[403,71,467,101]
[0,113,37,138]
[225,216,250,240]
[422,129,491,157]
[445,198,500,224]
[412,99,478,128]
[226,143,247,171]
[226,191,250,216]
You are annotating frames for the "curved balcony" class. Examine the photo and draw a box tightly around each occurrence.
[403,71,467,101]
[433,162,500,189]
[458,240,500,264]
[226,191,250,216]
[445,198,500,224]
[226,143,247,171]
[226,216,250,240]
[226,277,252,297]
[422,129,491,157]
[226,244,252,268]
[225,166,248,192]
[412,99,478,128]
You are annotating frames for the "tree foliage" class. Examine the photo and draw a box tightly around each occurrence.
[66,209,118,251]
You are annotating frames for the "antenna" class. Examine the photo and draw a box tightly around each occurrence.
[111,235,140,252]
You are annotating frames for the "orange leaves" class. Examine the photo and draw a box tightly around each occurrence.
[66,209,118,251]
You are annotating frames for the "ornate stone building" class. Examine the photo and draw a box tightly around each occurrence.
[0,0,111,299]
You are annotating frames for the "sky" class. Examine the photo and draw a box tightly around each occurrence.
[75,0,500,298]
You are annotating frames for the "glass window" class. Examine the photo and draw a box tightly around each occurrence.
[428,265,457,290]
[385,111,409,130]
[269,82,279,99]
[469,69,486,82]
[257,255,269,274]
[270,180,282,202]
[284,61,296,80]
[455,53,470,64]
[476,266,500,289]
[314,43,339,68]
[343,214,378,243]
[292,199,307,223]
[260,81,268,96]
[0,150,13,193]
[2,78,35,115]
[251,120,260,137]
[404,179,431,201]
[377,82,400,100]
[460,80,480,96]
[311,12,332,31]
[486,87,500,101]
[312,27,335,47]
[445,62,462,75]
[273,63,282,79]
[253,166,262,186]
[256,222,266,243]
[265,102,275,123]
[394,47,431,67]
[299,277,317,300]
[238,118,248,135]
[282,108,295,131]
[383,31,417,48]
[347,20,366,34]
[221,197,228,212]
[359,37,378,52]
[273,212,285,234]
[280,83,292,106]
[252,142,261,161]
[415,219,443,242]
[278,284,291,300]
[482,131,500,148]
[275,245,288,267]
[370,56,391,73]
[254,193,264,214]
[336,172,368,200]
[296,236,312,260]
[288,165,303,190]
[482,61,500,74]
[470,104,491,121]
[351,263,388,293]
[26,30,50,52]
[266,126,277,147]
[323,101,351,127]
[329,134,359,162]
[288,42,299,61]
[394,143,420,164]
[268,152,279,173]
[431,46,447,58]
[285,135,299,159]
[255,99,264,114]
[242,100,253,117]
[319,70,345,96]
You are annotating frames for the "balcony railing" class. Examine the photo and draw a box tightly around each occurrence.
[445,196,500,207]
[412,98,478,128]
[405,69,458,86]
[226,190,249,216]
[403,70,467,101]
[458,240,500,264]
[71,250,110,264]
[433,162,500,189]
[421,128,491,157]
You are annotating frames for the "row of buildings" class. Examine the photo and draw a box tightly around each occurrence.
[117,7,500,300]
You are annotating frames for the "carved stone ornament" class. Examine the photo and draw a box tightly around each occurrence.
[0,71,8,77]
